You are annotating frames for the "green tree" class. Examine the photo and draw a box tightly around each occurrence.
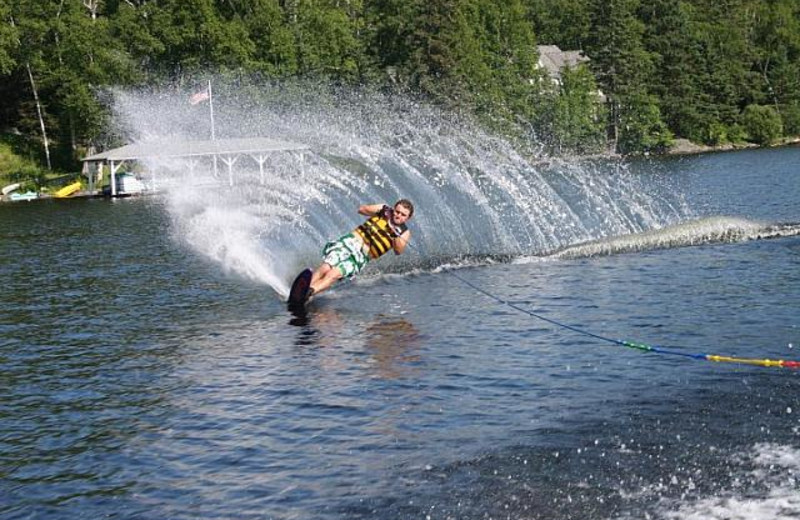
[547,65,607,154]
[291,0,364,80]
[108,1,167,79]
[364,0,544,133]
[742,104,782,144]
[4,0,800,167]
[448,0,542,120]
[404,0,460,96]
[639,0,706,140]
[0,0,143,168]
[225,0,297,76]
[617,91,672,153]
[0,1,18,74]
[5,0,58,168]
[49,1,139,160]
[141,0,255,76]
[587,0,669,153]
[528,0,591,50]
[749,0,800,125]
[688,0,756,143]
[362,0,420,82]
[783,101,800,136]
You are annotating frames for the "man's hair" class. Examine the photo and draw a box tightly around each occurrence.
[395,199,414,218]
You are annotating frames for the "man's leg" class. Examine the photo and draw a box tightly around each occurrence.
[310,263,342,295]
[310,263,333,287]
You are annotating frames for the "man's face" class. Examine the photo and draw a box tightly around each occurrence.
[392,204,411,225]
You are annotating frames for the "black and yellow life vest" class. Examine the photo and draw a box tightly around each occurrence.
[355,207,407,259]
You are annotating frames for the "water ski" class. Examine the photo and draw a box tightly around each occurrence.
[287,268,313,311]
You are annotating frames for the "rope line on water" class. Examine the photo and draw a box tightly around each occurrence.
[441,268,800,370]
[394,218,797,369]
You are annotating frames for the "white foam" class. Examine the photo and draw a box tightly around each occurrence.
[656,443,800,520]
[166,185,292,297]
[106,83,695,296]
[545,216,798,260]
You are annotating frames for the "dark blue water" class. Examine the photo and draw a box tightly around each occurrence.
[1,146,799,520]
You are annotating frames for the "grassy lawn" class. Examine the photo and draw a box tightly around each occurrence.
[0,136,80,193]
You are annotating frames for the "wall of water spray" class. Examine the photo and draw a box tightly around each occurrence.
[107,82,689,297]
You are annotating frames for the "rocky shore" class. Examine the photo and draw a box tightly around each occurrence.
[666,136,800,156]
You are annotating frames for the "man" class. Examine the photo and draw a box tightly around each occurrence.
[307,199,414,299]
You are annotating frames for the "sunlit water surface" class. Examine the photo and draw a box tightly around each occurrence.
[1,137,799,519]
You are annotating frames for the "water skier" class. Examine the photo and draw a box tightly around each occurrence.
[290,199,414,305]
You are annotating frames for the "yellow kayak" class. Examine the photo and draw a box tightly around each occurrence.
[54,181,82,198]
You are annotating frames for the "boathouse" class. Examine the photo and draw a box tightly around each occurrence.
[82,137,308,196]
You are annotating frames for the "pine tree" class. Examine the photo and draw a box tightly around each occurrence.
[587,0,671,153]
[548,65,607,154]
[527,0,591,50]
[0,1,17,75]
[289,0,364,80]
[749,0,800,131]
[640,0,705,140]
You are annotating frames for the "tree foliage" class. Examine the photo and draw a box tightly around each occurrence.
[1,0,799,171]
[542,65,607,154]
[742,104,783,145]
[0,2,17,75]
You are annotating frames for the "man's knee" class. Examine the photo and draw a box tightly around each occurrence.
[325,267,343,281]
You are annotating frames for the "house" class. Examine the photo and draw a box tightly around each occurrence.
[536,45,606,103]
[537,45,590,85]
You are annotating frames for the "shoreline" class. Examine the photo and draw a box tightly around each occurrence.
[541,136,800,165]
[3,138,799,203]
[665,136,800,157]
[0,190,146,204]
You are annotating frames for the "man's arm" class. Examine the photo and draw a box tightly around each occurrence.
[358,203,411,254]
[393,230,411,255]
[358,204,384,216]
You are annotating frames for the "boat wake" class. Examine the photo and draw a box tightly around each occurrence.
[543,216,800,261]
[369,216,800,278]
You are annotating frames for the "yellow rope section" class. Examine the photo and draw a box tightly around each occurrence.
[705,355,798,368]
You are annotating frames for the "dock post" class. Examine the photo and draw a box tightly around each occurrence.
[110,160,117,197]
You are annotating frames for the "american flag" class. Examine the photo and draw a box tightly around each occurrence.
[189,89,210,105]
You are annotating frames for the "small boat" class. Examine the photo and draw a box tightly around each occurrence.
[2,183,21,196]
[54,181,82,198]
[9,191,38,201]
[102,173,147,197]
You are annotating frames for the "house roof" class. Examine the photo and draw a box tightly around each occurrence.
[537,45,590,82]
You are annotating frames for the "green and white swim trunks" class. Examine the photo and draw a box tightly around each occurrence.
[323,233,369,279]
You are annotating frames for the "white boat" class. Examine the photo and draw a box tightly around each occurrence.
[103,173,147,197]
[2,183,21,196]
[9,191,38,201]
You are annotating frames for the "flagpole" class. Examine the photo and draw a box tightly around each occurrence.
[208,80,216,141]
[208,80,218,176]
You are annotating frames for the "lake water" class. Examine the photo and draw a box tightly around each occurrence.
[1,145,799,520]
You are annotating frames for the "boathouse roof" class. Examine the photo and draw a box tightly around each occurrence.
[82,137,308,162]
